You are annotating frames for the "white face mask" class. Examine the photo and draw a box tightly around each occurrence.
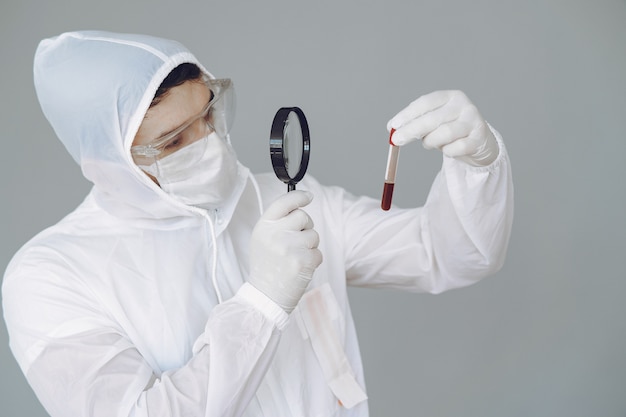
[139,132,239,209]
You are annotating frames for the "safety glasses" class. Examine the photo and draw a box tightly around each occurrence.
[131,78,235,166]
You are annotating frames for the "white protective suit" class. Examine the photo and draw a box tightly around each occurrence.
[2,31,514,417]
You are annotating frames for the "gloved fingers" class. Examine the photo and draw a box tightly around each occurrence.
[298,246,324,270]
[386,90,455,132]
[443,127,499,166]
[279,208,314,231]
[271,230,319,264]
[422,120,473,150]
[391,103,461,146]
[262,190,313,221]
[297,228,320,249]
[440,134,477,159]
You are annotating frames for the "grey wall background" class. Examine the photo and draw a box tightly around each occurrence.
[1,0,625,416]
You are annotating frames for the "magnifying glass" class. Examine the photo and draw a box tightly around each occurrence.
[270,107,311,192]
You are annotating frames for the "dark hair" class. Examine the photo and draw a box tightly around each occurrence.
[150,63,202,107]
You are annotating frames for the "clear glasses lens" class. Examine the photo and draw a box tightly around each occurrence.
[206,78,235,140]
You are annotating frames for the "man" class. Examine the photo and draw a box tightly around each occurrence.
[2,31,513,417]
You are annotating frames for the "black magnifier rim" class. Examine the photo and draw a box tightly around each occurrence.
[270,107,310,187]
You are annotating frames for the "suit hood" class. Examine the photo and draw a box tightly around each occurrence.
[34,31,241,220]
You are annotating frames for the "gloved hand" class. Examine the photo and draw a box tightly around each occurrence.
[387,90,498,167]
[248,190,323,314]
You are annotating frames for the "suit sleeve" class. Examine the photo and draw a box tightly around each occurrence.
[3,246,285,417]
[342,129,514,293]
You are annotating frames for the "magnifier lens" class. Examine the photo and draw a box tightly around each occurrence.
[284,112,304,177]
[270,106,310,192]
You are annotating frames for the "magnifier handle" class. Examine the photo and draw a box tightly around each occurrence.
[288,182,296,192]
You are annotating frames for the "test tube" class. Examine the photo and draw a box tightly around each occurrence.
[381,128,399,211]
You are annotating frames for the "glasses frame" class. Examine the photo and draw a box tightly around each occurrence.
[131,78,233,159]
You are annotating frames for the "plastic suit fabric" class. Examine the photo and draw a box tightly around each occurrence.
[2,31,514,417]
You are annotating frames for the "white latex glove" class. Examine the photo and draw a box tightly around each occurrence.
[248,190,323,313]
[387,90,499,167]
